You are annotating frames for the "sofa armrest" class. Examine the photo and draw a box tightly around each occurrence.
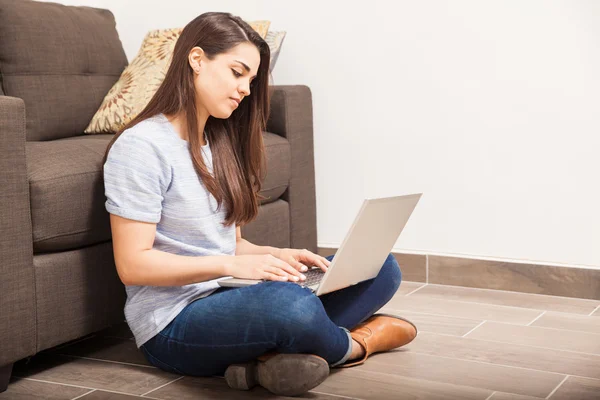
[267,85,317,253]
[0,96,36,367]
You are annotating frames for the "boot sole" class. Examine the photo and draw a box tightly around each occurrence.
[225,353,330,396]
[224,361,258,390]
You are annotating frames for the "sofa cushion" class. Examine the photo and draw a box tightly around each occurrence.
[265,30,287,73]
[0,0,128,141]
[27,131,290,253]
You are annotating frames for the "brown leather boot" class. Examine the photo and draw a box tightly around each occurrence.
[224,351,330,397]
[337,313,418,368]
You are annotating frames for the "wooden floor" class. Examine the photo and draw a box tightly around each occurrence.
[2,281,599,400]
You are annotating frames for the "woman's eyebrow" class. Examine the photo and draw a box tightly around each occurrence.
[234,60,257,78]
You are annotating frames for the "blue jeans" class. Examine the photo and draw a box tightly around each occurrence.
[140,252,402,377]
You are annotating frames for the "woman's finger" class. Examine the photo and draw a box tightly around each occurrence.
[297,261,308,272]
[263,271,287,281]
[286,256,307,272]
[313,258,328,272]
[302,250,329,272]
[275,259,305,281]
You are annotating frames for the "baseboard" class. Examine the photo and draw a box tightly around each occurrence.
[317,247,600,301]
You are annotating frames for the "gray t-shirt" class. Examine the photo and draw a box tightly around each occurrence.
[103,113,235,348]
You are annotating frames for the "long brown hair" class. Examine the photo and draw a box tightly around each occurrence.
[102,12,271,228]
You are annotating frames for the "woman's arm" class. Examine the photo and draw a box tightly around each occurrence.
[124,248,233,287]
[235,237,281,258]
[235,224,282,258]
[111,214,233,286]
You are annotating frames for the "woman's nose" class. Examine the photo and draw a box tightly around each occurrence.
[239,84,250,96]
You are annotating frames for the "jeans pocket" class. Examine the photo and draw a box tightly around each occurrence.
[140,343,185,375]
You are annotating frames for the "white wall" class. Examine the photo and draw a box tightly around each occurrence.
[41,0,600,268]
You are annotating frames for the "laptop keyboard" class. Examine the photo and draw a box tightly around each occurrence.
[296,268,325,287]
[261,268,326,287]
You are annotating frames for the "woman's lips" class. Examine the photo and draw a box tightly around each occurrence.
[230,98,239,108]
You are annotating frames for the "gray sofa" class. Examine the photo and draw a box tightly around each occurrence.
[0,0,317,392]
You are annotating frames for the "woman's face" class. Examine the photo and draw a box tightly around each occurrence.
[190,42,261,119]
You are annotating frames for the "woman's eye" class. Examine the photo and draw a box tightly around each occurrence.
[232,69,242,77]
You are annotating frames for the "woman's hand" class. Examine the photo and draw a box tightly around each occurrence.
[227,254,306,282]
[277,248,332,273]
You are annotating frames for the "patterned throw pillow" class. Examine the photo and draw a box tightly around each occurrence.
[265,30,286,73]
[84,20,270,134]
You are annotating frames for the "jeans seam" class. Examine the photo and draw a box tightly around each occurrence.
[157,333,277,349]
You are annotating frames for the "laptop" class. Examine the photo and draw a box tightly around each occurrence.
[217,193,422,296]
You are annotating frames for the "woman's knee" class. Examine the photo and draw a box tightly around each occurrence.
[381,253,402,289]
[268,282,324,318]
[264,282,328,333]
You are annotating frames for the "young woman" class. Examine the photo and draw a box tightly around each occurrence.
[102,12,417,397]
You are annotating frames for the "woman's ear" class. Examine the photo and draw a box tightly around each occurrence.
[188,46,204,73]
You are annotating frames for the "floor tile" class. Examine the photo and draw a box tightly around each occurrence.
[361,351,564,398]
[43,336,149,367]
[78,390,156,399]
[530,311,600,334]
[317,368,491,400]
[0,377,90,399]
[465,321,600,355]
[146,375,342,399]
[384,295,541,325]
[395,281,425,296]
[378,308,483,336]
[409,284,599,315]
[488,392,545,399]
[548,375,600,400]
[404,332,600,379]
[11,353,179,396]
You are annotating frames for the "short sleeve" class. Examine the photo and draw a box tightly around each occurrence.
[103,132,172,223]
